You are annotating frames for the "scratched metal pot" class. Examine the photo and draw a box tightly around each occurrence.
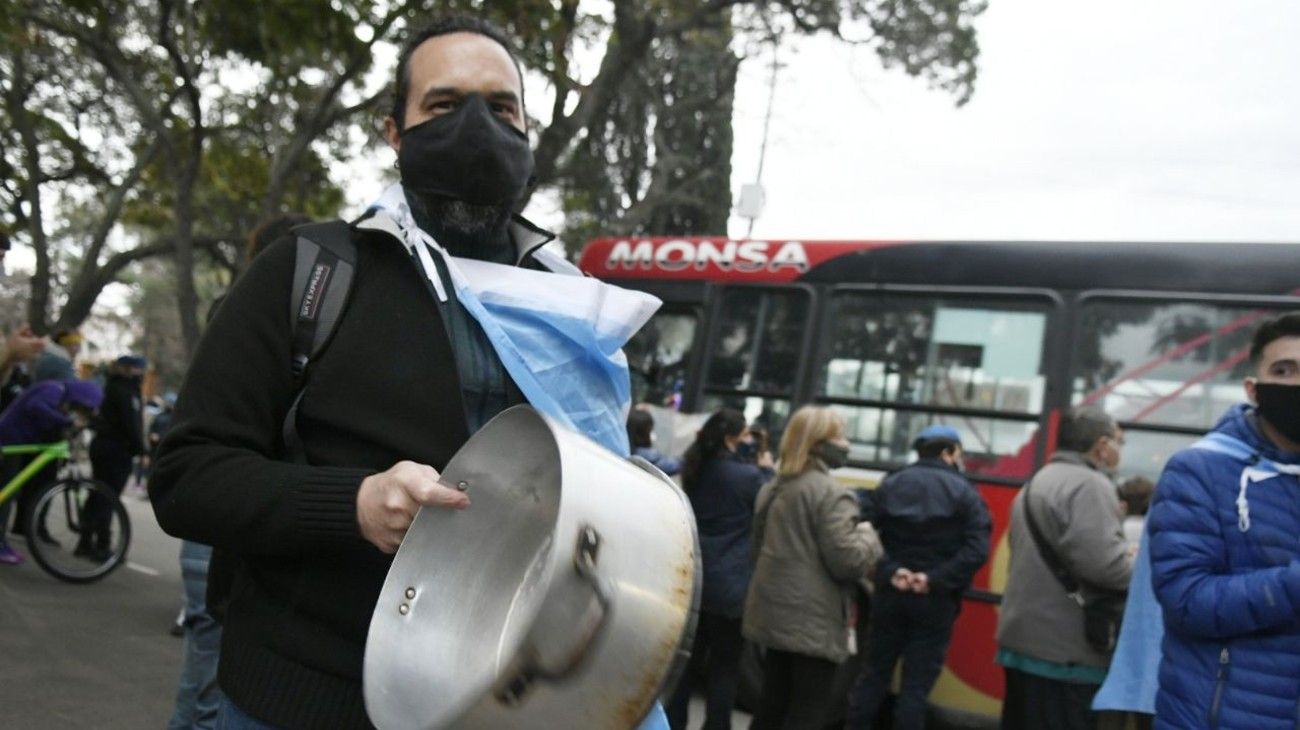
[364,405,700,730]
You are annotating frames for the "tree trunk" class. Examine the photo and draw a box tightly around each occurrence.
[5,59,52,333]
[172,139,204,360]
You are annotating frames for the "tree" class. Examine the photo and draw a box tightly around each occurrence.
[2,0,984,359]
[3,0,396,355]
[474,0,986,250]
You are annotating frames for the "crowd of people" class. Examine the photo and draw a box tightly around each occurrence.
[653,405,990,730]
[655,313,1300,727]
[656,312,1300,730]
[0,324,149,567]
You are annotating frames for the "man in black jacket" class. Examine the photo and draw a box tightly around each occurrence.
[82,355,146,560]
[150,17,582,730]
[846,425,992,730]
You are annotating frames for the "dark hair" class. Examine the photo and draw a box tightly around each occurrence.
[1250,313,1300,364]
[917,439,960,460]
[627,409,654,449]
[681,408,747,492]
[1057,406,1117,453]
[390,15,525,128]
[247,213,312,262]
[1119,476,1155,517]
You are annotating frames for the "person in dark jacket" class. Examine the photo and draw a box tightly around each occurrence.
[0,379,103,564]
[149,17,668,730]
[846,425,991,729]
[82,355,146,560]
[666,408,774,730]
[628,407,681,475]
[1148,313,1300,730]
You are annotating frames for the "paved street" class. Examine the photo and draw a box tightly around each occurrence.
[0,492,749,729]
[0,493,184,728]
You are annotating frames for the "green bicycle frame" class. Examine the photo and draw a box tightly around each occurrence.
[0,442,70,505]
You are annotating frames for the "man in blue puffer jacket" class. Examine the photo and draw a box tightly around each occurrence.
[1148,312,1300,730]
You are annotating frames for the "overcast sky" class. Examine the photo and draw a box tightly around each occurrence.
[326,1,1300,246]
[719,0,1300,243]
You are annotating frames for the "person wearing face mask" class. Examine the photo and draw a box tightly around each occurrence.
[996,406,1133,730]
[1143,313,1300,730]
[149,16,665,730]
[846,425,990,729]
[666,408,774,730]
[743,406,882,730]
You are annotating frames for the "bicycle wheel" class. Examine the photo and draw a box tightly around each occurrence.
[23,477,131,583]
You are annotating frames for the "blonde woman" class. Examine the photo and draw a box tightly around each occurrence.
[743,405,882,730]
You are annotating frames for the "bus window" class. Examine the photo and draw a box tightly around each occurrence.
[1112,429,1207,483]
[705,288,810,395]
[1072,300,1277,430]
[830,408,1042,479]
[626,309,698,407]
[817,293,1051,479]
[821,295,1047,414]
[700,287,812,439]
[698,394,792,445]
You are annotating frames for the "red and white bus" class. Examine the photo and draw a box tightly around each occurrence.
[579,236,1300,724]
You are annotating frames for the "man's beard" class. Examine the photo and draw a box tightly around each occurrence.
[408,192,513,257]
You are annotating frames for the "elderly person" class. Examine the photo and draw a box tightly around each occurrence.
[997,406,1133,730]
[743,405,881,730]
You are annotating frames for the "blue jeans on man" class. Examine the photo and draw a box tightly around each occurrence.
[168,540,224,730]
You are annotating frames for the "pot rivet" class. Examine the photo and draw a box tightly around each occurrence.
[456,481,469,492]
[398,603,410,615]
[405,587,416,600]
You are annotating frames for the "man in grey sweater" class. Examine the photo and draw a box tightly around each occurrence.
[996,406,1134,730]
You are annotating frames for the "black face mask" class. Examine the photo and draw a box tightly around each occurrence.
[398,94,535,207]
[813,441,850,470]
[1255,382,1300,444]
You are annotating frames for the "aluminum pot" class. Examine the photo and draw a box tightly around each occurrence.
[364,405,701,729]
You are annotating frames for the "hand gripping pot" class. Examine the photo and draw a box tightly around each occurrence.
[364,405,701,729]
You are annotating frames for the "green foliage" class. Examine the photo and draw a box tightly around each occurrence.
[202,0,372,64]
[2,0,985,347]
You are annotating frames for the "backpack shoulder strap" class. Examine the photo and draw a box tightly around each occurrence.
[1021,479,1083,601]
[282,220,357,462]
[289,220,357,378]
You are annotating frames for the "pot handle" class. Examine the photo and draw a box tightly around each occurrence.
[495,525,613,704]
[538,526,613,678]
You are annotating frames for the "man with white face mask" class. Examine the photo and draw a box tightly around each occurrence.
[1147,312,1300,730]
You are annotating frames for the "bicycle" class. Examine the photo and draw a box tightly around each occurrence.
[0,438,131,583]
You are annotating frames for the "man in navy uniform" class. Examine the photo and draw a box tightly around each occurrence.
[847,425,991,729]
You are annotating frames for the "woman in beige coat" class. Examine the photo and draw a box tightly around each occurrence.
[743,406,881,730]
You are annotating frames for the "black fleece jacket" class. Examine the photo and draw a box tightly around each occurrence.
[151,224,508,729]
[94,373,145,455]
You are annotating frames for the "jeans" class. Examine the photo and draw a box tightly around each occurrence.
[666,612,745,730]
[847,589,959,729]
[168,541,225,730]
